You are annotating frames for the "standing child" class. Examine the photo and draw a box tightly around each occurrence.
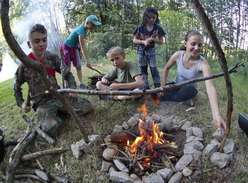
[96,46,143,101]
[14,24,93,135]
[158,30,226,131]
[133,7,166,89]
[61,15,102,88]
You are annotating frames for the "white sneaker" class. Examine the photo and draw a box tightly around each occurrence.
[180,98,195,107]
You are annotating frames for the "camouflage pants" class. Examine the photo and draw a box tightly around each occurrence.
[36,96,93,133]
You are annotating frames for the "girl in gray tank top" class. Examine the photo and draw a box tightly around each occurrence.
[157,30,226,131]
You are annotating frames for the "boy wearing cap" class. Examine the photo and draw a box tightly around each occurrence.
[61,15,102,89]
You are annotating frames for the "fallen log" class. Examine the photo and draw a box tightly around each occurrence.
[22,115,55,144]
[21,148,68,161]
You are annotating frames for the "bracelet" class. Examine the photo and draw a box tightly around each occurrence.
[85,59,90,62]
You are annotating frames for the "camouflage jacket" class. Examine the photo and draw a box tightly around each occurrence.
[14,51,77,110]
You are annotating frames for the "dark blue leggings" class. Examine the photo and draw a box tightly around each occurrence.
[160,82,198,102]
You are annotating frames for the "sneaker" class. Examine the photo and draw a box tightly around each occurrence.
[79,83,88,89]
[180,98,195,107]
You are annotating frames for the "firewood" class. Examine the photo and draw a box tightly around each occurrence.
[22,115,55,144]
[21,148,68,161]
[14,174,46,182]
[110,131,137,144]
[6,131,37,182]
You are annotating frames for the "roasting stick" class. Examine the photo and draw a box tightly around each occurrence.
[89,67,104,75]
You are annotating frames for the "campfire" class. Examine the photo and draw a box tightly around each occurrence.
[104,103,185,178]
[100,102,234,182]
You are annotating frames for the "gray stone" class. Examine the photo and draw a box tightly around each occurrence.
[113,125,123,132]
[145,172,164,183]
[157,168,174,181]
[191,170,202,182]
[122,121,129,130]
[182,167,193,177]
[186,136,203,143]
[133,113,141,121]
[130,174,141,181]
[175,154,193,171]
[212,130,224,140]
[151,113,161,123]
[109,167,134,183]
[181,121,192,131]
[145,115,153,122]
[102,146,117,161]
[168,172,182,183]
[192,151,202,161]
[113,159,129,173]
[161,116,173,131]
[192,127,204,138]
[204,143,219,157]
[183,146,198,154]
[100,161,112,172]
[186,127,193,138]
[127,117,138,127]
[223,139,235,154]
[184,141,204,151]
[71,135,100,158]
[210,152,231,169]
[104,135,111,144]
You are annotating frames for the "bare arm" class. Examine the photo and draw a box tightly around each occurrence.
[133,36,148,46]
[146,36,164,45]
[78,34,91,68]
[161,51,180,87]
[109,75,143,90]
[200,60,226,131]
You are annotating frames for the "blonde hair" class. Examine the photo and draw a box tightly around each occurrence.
[106,46,125,58]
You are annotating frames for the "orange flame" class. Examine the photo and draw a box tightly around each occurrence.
[137,104,147,119]
[127,104,165,158]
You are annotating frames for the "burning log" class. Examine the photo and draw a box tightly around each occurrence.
[110,131,138,144]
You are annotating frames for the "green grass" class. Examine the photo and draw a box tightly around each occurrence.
[1,55,248,182]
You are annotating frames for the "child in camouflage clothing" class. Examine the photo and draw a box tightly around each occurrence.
[14,24,93,134]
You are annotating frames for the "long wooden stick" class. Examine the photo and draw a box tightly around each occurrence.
[89,67,104,75]
[22,115,55,144]
[191,0,234,152]
[21,148,68,161]
[58,62,243,96]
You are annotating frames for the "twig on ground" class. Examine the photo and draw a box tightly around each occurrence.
[6,131,37,182]
[21,148,68,161]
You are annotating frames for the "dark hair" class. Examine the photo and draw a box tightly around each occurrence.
[180,30,203,50]
[28,24,47,40]
[142,7,160,26]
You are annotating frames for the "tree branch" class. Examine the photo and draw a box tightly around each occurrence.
[21,148,68,161]
[191,0,234,152]
[6,131,37,182]
[57,62,242,96]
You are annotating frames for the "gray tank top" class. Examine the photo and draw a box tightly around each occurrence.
[174,51,203,90]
